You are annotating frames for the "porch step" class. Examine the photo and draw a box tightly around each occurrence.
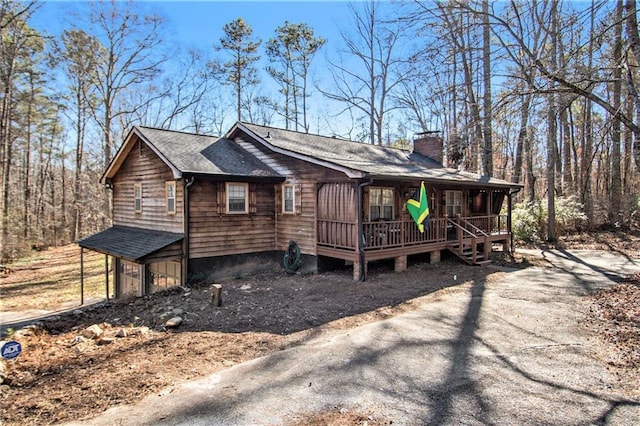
[447,243,492,266]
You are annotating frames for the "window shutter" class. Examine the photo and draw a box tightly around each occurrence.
[249,183,257,214]
[217,182,225,214]
[275,184,282,212]
[295,184,302,214]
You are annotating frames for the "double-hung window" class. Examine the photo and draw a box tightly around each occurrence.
[283,184,295,214]
[166,182,176,215]
[446,190,463,217]
[134,184,142,213]
[369,187,394,221]
[226,182,248,213]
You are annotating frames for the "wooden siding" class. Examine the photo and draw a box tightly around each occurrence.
[188,179,276,259]
[112,137,183,233]
[235,134,349,256]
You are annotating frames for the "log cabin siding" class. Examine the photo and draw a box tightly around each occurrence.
[275,179,317,254]
[112,139,183,233]
[188,179,276,259]
[236,137,350,256]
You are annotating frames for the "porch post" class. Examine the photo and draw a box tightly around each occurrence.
[105,254,109,301]
[80,247,84,306]
[508,191,513,253]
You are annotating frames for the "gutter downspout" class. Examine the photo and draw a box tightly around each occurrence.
[357,179,374,281]
[183,176,195,285]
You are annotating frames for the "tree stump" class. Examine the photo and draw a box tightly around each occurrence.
[210,284,222,307]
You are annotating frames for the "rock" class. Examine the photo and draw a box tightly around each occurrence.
[165,316,183,328]
[130,326,150,336]
[71,336,87,345]
[97,337,115,345]
[172,308,184,316]
[81,324,103,339]
[183,292,191,298]
[115,328,128,338]
[72,309,83,316]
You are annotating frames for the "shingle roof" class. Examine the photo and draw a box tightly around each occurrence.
[133,126,282,179]
[78,226,183,262]
[237,123,518,188]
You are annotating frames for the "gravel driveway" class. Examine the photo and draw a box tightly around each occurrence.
[68,249,640,425]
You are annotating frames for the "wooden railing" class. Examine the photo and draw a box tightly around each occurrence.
[317,219,358,250]
[317,215,508,252]
[459,214,509,235]
[317,218,447,250]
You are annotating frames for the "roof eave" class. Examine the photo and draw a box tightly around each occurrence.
[100,127,183,185]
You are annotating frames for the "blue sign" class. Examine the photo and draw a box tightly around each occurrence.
[1,340,22,360]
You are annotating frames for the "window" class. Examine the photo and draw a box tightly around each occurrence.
[166,181,176,214]
[134,184,142,213]
[283,184,295,213]
[446,190,463,217]
[369,187,394,221]
[226,182,248,213]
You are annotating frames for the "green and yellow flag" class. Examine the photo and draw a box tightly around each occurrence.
[406,181,430,233]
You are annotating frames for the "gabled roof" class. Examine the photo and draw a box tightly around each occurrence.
[78,226,183,262]
[231,122,519,188]
[102,126,283,183]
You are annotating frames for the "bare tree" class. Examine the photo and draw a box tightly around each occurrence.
[321,1,409,145]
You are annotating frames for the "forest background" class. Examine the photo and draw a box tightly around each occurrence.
[1,0,639,262]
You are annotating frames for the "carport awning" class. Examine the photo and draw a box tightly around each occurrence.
[78,226,183,262]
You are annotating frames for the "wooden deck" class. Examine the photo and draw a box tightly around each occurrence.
[317,215,510,264]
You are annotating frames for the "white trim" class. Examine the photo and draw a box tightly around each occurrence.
[134,183,142,213]
[226,182,249,214]
[282,183,295,214]
[166,181,176,215]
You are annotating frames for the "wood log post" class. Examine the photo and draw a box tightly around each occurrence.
[210,284,222,307]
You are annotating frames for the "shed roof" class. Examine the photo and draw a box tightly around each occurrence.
[78,226,183,262]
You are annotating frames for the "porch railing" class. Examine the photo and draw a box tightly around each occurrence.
[317,214,509,252]
[317,218,448,250]
[459,214,509,236]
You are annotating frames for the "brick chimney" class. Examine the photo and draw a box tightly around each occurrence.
[413,131,443,164]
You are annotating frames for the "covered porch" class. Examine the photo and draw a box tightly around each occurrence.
[315,180,516,280]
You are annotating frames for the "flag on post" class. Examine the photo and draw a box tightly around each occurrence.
[406,181,430,233]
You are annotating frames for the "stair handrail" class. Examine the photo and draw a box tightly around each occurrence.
[446,218,477,239]
[462,218,490,238]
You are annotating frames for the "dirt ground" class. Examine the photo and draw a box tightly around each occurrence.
[1,230,639,425]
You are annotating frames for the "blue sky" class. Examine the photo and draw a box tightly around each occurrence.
[32,1,354,55]
[30,1,366,134]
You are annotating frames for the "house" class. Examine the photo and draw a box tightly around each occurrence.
[78,122,521,299]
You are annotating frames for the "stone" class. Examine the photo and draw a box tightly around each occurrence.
[71,336,87,345]
[97,337,114,345]
[81,324,103,339]
[172,308,184,316]
[72,309,83,316]
[115,328,128,338]
[165,316,183,328]
[130,326,150,336]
